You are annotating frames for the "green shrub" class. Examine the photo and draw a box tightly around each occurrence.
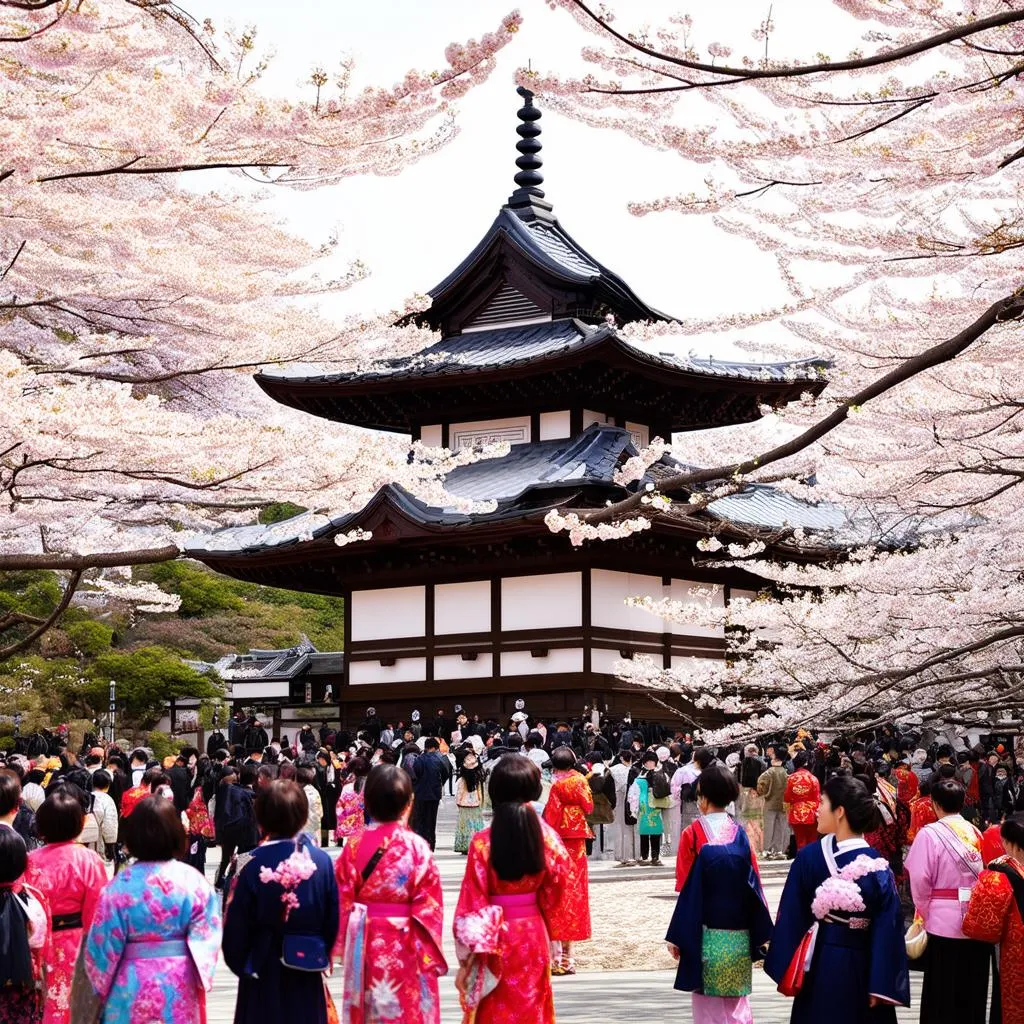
[65,620,114,657]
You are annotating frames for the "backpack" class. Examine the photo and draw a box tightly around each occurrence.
[650,770,671,801]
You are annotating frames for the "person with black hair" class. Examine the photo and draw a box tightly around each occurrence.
[906,778,989,1024]
[0,827,47,1024]
[666,763,772,1024]
[542,746,593,974]
[672,746,716,841]
[765,774,910,1024]
[224,780,339,1024]
[24,787,107,1024]
[610,750,639,866]
[411,737,450,852]
[453,756,570,1024]
[72,796,221,1024]
[964,813,1024,1024]
[785,751,822,852]
[332,765,446,1023]
[334,756,370,848]
[454,751,486,855]
[629,751,668,866]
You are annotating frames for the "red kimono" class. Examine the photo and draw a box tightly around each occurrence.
[982,824,1006,866]
[542,770,593,941]
[453,820,570,1024]
[907,795,937,843]
[25,842,107,1024]
[963,858,1024,1024]
[335,822,447,1024]
[784,769,821,849]
[893,764,920,805]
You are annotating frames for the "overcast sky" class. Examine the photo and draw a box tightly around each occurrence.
[192,0,854,355]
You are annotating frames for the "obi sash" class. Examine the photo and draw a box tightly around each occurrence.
[124,939,188,960]
[491,893,538,920]
[52,912,83,932]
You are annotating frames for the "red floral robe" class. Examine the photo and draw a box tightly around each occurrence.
[783,769,820,826]
[24,842,106,1024]
[893,764,920,805]
[542,770,593,941]
[453,821,570,1024]
[335,822,447,1024]
[907,795,937,843]
[963,858,1024,1024]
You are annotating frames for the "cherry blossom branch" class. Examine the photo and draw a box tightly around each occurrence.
[563,0,1024,83]
[37,160,292,183]
[0,546,180,571]
[582,289,1024,527]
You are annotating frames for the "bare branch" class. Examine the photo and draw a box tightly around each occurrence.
[0,545,180,571]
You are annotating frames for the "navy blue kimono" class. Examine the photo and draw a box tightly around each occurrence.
[764,837,910,1024]
[223,837,340,1024]
[665,817,773,993]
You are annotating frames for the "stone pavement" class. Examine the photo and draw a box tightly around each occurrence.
[204,799,923,1022]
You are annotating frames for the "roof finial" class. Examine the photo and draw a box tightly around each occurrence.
[511,85,544,194]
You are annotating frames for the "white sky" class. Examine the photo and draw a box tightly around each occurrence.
[193,0,856,355]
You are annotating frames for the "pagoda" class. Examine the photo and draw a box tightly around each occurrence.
[187,88,836,728]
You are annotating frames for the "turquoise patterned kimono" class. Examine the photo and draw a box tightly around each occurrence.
[82,859,222,1024]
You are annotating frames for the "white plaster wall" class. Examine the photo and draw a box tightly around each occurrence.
[625,421,650,448]
[539,410,571,441]
[420,424,442,447]
[502,573,582,630]
[592,648,629,674]
[351,586,425,641]
[582,409,607,428]
[435,581,491,635]
[433,654,494,680]
[591,569,665,633]
[349,657,428,685]
[501,648,584,676]
[231,681,292,699]
[669,579,725,638]
[450,416,530,450]
[669,655,722,672]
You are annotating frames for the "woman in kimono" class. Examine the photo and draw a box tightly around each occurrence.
[963,813,1024,1024]
[25,787,107,1024]
[334,755,369,847]
[223,779,339,1024]
[784,752,822,852]
[905,778,988,1024]
[453,755,570,1024]
[454,752,486,855]
[542,746,593,974]
[629,751,666,866]
[334,764,447,1024]
[0,827,49,1024]
[610,750,639,866]
[73,796,221,1024]
[667,765,772,1024]
[765,774,910,1024]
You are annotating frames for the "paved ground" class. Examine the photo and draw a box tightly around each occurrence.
[204,800,924,1022]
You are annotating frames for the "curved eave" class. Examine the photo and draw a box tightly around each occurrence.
[254,331,828,433]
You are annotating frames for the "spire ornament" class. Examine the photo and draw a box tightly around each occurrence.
[507,86,553,216]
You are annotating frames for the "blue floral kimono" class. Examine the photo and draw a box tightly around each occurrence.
[222,838,339,1024]
[82,859,222,1024]
[764,836,910,1024]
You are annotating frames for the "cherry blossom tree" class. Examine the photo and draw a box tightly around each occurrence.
[530,0,1024,739]
[0,0,520,649]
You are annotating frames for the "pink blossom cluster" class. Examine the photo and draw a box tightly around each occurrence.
[811,855,890,920]
[258,846,318,921]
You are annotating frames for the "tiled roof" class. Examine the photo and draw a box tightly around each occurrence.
[185,425,854,556]
[258,318,828,388]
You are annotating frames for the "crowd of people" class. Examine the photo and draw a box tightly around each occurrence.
[0,709,1019,1023]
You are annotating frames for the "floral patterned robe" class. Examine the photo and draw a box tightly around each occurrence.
[335,786,365,843]
[81,859,222,1024]
[541,770,593,941]
[963,857,1024,1024]
[453,820,570,1024]
[335,822,447,1023]
[25,841,107,1024]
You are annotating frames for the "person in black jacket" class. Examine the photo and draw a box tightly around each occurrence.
[410,739,450,851]
[213,763,258,890]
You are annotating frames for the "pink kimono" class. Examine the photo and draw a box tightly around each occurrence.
[335,822,447,1024]
[334,786,366,843]
[905,815,984,937]
[25,841,107,1024]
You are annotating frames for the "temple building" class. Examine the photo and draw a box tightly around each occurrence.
[187,88,838,728]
